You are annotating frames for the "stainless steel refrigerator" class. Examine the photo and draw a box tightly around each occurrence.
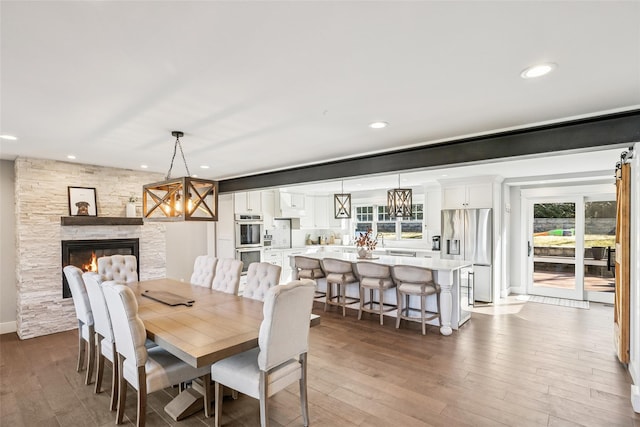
[441,208,493,303]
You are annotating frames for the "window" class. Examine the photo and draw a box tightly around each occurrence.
[353,203,423,241]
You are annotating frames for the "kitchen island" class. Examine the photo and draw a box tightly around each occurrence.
[289,252,472,335]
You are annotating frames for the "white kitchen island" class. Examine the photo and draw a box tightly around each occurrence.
[289,252,472,335]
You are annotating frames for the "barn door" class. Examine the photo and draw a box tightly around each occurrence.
[614,163,631,364]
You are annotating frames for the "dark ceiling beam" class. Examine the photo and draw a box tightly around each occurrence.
[219,109,640,193]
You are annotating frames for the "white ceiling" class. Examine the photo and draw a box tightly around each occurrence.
[1,1,639,192]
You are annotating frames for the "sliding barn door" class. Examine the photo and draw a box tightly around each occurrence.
[614,163,631,364]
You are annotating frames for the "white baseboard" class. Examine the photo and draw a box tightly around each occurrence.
[0,320,17,335]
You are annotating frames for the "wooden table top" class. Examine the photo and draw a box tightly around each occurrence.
[130,278,264,368]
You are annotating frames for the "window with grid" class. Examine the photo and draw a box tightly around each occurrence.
[400,204,423,239]
[355,206,373,235]
[353,203,423,241]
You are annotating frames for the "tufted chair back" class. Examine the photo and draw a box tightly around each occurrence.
[257,280,315,371]
[83,272,114,343]
[211,258,243,295]
[102,282,148,368]
[243,262,281,301]
[64,265,94,327]
[98,255,138,283]
[190,255,218,287]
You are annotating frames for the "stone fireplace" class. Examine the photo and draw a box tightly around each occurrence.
[61,238,140,298]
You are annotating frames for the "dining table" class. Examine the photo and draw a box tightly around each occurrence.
[128,278,266,420]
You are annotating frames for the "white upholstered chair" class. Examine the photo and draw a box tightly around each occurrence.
[98,254,139,283]
[211,258,243,295]
[354,261,396,325]
[102,282,212,426]
[211,280,316,427]
[294,255,327,298]
[391,265,441,335]
[243,262,282,301]
[83,272,118,410]
[63,265,95,385]
[190,255,218,288]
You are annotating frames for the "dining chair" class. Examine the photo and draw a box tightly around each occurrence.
[83,272,118,410]
[211,258,243,295]
[320,257,359,316]
[211,280,316,427]
[98,254,138,282]
[63,265,95,385]
[294,255,327,299]
[353,261,396,325]
[190,255,218,287]
[391,265,441,335]
[102,282,212,426]
[243,262,281,301]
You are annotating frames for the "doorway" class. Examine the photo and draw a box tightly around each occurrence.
[526,194,616,303]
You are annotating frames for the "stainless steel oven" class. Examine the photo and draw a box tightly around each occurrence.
[235,214,264,248]
[235,247,262,275]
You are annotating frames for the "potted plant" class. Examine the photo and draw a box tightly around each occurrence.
[126,194,137,217]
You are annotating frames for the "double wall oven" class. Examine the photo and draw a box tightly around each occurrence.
[235,214,263,274]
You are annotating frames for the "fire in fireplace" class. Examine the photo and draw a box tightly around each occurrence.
[61,238,140,298]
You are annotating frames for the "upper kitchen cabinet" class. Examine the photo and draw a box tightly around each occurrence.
[313,195,342,229]
[261,191,276,230]
[278,191,306,216]
[234,191,262,213]
[439,176,501,209]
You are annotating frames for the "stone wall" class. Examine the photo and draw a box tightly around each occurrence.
[15,158,166,339]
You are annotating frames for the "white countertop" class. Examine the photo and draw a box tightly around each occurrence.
[289,251,471,272]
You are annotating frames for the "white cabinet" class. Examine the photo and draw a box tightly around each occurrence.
[441,182,492,209]
[234,191,262,213]
[261,191,276,230]
[300,196,315,229]
[262,248,282,267]
[279,192,305,210]
[313,195,342,229]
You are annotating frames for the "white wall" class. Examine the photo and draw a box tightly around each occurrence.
[165,222,209,282]
[0,160,16,333]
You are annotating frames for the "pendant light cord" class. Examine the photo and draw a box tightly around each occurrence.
[166,134,192,180]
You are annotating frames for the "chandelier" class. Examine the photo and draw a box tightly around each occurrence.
[386,174,412,219]
[142,131,218,222]
[333,180,352,219]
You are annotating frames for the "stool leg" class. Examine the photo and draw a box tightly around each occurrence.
[358,285,364,320]
[379,288,384,325]
[341,283,346,317]
[421,295,426,335]
[395,289,402,329]
[324,282,331,312]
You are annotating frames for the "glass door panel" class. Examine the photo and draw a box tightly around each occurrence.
[531,201,581,299]
[584,200,616,303]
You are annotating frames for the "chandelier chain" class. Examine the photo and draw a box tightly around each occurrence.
[165,134,192,179]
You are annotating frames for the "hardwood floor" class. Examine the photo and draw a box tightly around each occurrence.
[1,299,639,426]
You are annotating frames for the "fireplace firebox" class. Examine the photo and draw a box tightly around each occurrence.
[61,238,140,298]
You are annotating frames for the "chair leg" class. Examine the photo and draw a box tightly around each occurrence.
[324,282,331,312]
[202,373,211,418]
[214,381,223,427]
[341,283,347,317]
[110,343,118,412]
[299,353,310,427]
[95,336,104,394]
[136,366,147,427]
[421,295,426,335]
[85,326,95,385]
[358,286,364,320]
[77,321,85,372]
[116,354,127,424]
[259,371,269,427]
[379,288,384,326]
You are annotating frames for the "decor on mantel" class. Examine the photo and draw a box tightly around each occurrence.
[333,180,351,219]
[143,131,218,222]
[68,186,98,217]
[355,228,377,258]
[126,194,137,217]
[386,174,412,219]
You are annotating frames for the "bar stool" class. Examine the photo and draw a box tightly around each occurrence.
[294,255,327,298]
[354,262,396,325]
[321,258,359,316]
[391,265,441,335]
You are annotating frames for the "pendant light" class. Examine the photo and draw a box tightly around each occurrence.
[334,180,351,219]
[386,174,412,219]
[143,131,218,222]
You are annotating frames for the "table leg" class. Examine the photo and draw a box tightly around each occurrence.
[439,270,454,336]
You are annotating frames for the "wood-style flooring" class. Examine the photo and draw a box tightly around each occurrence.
[1,299,639,426]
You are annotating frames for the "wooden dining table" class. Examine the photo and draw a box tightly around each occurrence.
[128,278,266,420]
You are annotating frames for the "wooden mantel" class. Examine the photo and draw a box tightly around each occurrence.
[60,216,144,226]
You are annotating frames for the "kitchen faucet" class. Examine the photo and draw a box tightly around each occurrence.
[377,233,385,248]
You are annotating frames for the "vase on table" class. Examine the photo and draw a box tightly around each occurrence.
[357,247,371,259]
[126,202,136,218]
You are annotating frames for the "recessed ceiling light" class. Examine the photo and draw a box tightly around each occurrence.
[0,134,18,141]
[140,164,148,169]
[67,155,76,160]
[369,121,388,129]
[200,165,210,169]
[520,62,557,79]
